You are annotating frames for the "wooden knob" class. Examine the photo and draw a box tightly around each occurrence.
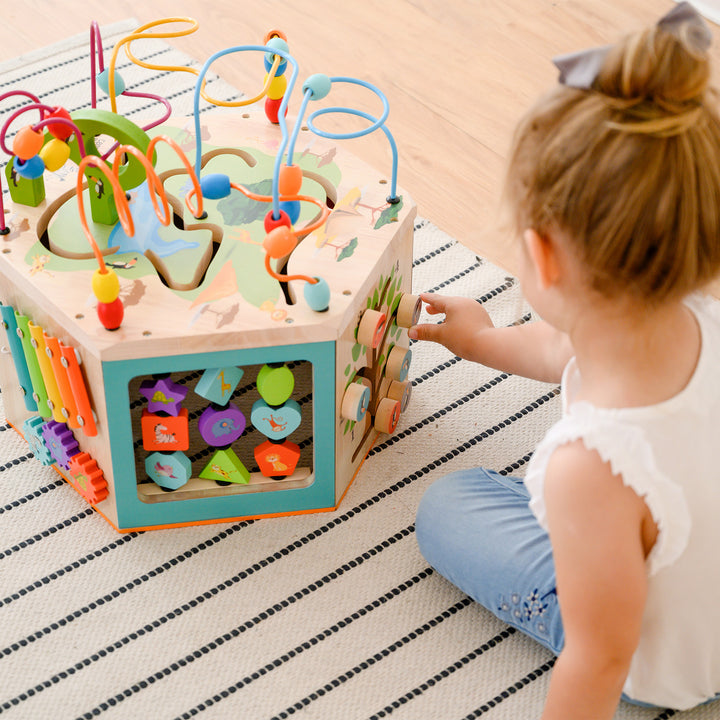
[341,382,371,421]
[357,309,387,348]
[374,397,401,434]
[395,293,422,328]
[385,345,412,382]
[387,380,412,412]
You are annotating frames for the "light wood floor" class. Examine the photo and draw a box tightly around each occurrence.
[3,0,716,275]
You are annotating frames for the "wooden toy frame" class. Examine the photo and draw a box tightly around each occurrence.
[0,109,417,532]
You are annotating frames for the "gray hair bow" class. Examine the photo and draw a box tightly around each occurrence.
[553,2,712,89]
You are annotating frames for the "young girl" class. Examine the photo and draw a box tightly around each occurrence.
[410,4,720,717]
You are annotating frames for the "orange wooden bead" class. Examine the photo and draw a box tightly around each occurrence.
[13,126,44,160]
[263,226,297,259]
[278,164,303,196]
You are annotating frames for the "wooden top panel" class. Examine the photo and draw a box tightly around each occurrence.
[0,113,416,361]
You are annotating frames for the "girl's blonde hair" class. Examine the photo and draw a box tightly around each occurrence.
[504,16,720,302]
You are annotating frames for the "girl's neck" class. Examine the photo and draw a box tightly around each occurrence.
[567,295,701,409]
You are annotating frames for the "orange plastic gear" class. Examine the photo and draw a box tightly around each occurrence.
[68,452,109,505]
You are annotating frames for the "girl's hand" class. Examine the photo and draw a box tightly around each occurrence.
[408,293,494,362]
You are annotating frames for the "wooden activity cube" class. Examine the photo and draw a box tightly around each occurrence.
[0,113,416,531]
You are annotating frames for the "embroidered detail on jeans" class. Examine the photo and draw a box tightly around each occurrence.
[497,588,556,638]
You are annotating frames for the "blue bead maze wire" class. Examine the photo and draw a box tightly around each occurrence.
[302,77,399,202]
[191,44,300,218]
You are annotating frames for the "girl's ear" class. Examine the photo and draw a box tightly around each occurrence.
[523,228,562,289]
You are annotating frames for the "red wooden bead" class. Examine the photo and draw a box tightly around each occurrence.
[97,297,124,330]
[264,96,288,124]
[263,209,291,233]
[45,107,74,141]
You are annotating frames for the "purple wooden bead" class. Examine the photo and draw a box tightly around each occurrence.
[198,403,247,446]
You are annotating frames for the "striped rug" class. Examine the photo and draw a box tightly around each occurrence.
[0,21,714,720]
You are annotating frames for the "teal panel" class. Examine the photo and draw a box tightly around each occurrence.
[103,341,336,530]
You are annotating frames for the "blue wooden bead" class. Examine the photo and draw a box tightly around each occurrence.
[251,398,301,440]
[302,74,332,100]
[304,276,330,312]
[200,173,232,200]
[264,37,289,75]
[14,155,45,180]
[279,199,301,224]
[97,68,126,95]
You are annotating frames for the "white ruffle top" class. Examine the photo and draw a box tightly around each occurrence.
[525,293,720,710]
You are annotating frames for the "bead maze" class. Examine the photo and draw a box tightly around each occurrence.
[0,19,417,531]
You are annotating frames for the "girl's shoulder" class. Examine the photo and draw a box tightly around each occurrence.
[525,402,692,578]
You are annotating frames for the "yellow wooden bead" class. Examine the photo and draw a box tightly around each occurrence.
[265,72,288,100]
[92,268,120,303]
[39,138,71,172]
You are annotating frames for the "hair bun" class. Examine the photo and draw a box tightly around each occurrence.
[596,4,711,111]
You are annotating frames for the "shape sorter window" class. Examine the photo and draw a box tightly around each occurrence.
[128,360,315,503]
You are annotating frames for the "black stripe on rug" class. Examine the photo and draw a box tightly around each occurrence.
[6,529,422,715]
[460,658,557,718]
[0,479,66,516]
[413,239,456,267]
[367,627,518,719]
[288,627,518,720]
[0,509,95,560]
[0,388,559,642]
[177,593,472,720]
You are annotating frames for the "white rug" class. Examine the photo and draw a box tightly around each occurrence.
[0,20,713,720]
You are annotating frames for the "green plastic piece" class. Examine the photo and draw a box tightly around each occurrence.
[14,312,51,418]
[5,158,46,207]
[256,364,295,406]
[68,108,154,226]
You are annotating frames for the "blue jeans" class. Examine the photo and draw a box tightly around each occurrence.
[415,467,564,655]
[416,466,720,711]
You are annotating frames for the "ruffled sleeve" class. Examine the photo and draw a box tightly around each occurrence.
[525,402,691,576]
